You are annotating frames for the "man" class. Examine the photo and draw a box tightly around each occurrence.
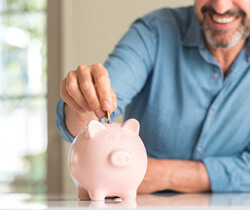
[57,0,250,193]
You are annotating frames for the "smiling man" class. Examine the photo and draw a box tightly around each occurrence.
[57,0,250,193]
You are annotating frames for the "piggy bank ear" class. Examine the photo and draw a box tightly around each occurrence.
[122,118,140,135]
[87,120,106,138]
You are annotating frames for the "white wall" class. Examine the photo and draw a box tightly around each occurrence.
[61,0,194,195]
[61,0,194,75]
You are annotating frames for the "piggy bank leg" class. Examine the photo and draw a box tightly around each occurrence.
[77,186,90,200]
[89,189,107,201]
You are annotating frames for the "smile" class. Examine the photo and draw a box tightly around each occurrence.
[211,15,238,24]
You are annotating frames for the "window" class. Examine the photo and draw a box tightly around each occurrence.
[0,0,47,194]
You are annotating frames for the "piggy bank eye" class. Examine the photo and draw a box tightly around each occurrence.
[109,135,115,140]
[120,135,126,139]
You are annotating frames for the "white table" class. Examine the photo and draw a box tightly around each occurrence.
[0,192,250,210]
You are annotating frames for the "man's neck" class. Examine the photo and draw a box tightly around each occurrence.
[206,39,246,77]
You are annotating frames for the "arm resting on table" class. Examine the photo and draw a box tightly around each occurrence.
[138,158,211,193]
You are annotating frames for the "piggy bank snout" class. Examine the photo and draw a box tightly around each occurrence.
[110,150,132,167]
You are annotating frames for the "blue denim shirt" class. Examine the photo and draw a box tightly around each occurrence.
[56,6,250,192]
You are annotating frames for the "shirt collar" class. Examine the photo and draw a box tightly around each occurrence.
[182,8,250,60]
[182,8,202,48]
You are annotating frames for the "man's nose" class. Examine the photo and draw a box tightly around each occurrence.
[211,0,234,15]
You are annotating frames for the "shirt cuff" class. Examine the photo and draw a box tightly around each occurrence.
[203,157,229,192]
[202,154,250,192]
[56,98,75,143]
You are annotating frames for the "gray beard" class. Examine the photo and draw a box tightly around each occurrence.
[201,18,250,48]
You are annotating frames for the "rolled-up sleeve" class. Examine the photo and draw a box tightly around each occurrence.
[56,98,75,143]
[203,144,250,192]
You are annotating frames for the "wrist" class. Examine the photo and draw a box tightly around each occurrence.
[64,103,98,137]
[197,161,211,191]
[163,160,211,193]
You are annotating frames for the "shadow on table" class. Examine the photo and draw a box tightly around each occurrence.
[77,192,250,208]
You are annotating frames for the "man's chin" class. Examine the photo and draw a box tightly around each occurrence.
[203,21,250,49]
[208,38,237,48]
[205,31,246,48]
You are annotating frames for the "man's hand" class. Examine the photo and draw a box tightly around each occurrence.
[61,63,117,118]
[138,158,211,194]
[60,63,117,136]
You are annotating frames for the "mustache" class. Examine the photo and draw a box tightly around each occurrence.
[201,6,246,18]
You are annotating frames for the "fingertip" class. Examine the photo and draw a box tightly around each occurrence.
[101,101,111,111]
[95,109,105,119]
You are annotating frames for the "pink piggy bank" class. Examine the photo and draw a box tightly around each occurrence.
[68,118,147,200]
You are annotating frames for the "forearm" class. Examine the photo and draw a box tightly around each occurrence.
[164,159,211,193]
[138,158,211,193]
[65,103,98,137]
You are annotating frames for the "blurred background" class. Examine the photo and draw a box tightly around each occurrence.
[0,0,193,196]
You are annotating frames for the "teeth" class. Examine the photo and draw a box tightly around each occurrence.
[212,16,236,24]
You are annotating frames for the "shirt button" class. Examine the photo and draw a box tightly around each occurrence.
[198,147,204,154]
[213,73,219,79]
[210,109,215,115]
